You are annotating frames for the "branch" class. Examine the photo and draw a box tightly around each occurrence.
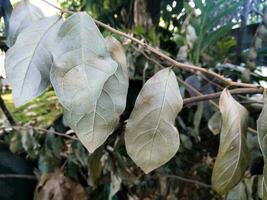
[0,125,78,140]
[0,96,16,126]
[183,88,264,105]
[40,0,259,89]
[0,174,36,180]
[133,45,219,109]
[163,174,212,188]
[137,48,258,134]
[94,21,253,88]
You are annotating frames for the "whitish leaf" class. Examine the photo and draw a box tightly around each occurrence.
[226,181,247,200]
[5,16,63,106]
[258,176,263,199]
[58,26,128,153]
[257,165,267,200]
[109,172,121,200]
[105,36,128,79]
[226,177,255,200]
[193,103,203,140]
[263,164,267,200]
[212,88,249,194]
[51,12,118,115]
[6,0,44,47]
[208,111,221,135]
[257,94,267,159]
[257,94,267,199]
[125,68,183,173]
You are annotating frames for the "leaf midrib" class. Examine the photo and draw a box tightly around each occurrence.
[19,18,59,97]
[148,70,171,162]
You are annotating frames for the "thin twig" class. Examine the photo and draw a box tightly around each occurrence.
[95,20,252,88]
[0,95,16,125]
[199,74,224,89]
[40,0,259,89]
[134,46,219,108]
[0,174,37,180]
[40,0,74,14]
[136,48,258,134]
[184,88,264,105]
[248,127,257,134]
[1,125,78,140]
[164,174,212,188]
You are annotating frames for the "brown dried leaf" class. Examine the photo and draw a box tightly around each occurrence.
[34,170,87,200]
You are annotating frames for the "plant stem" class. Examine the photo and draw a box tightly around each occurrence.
[0,174,36,180]
[0,96,16,125]
[0,125,78,140]
[183,88,264,105]
[164,174,212,188]
[137,48,258,134]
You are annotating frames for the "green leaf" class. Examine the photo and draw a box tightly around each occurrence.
[69,141,88,168]
[203,1,241,31]
[21,129,40,158]
[64,38,128,152]
[38,153,60,173]
[201,24,233,53]
[9,131,23,153]
[212,89,249,194]
[88,147,104,187]
[45,134,63,159]
[6,0,44,47]
[125,68,183,173]
[5,16,63,106]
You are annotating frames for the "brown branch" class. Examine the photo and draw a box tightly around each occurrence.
[0,96,16,125]
[137,48,258,134]
[163,174,212,188]
[1,125,78,140]
[95,20,252,88]
[0,174,36,180]
[40,0,259,89]
[135,46,220,109]
[183,88,264,105]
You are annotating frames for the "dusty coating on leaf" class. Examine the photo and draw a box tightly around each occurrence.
[51,12,118,115]
[7,0,44,47]
[5,16,63,106]
[105,36,128,78]
[125,68,183,173]
[58,29,128,153]
[208,111,221,135]
[257,94,267,199]
[212,88,249,194]
[263,165,267,200]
